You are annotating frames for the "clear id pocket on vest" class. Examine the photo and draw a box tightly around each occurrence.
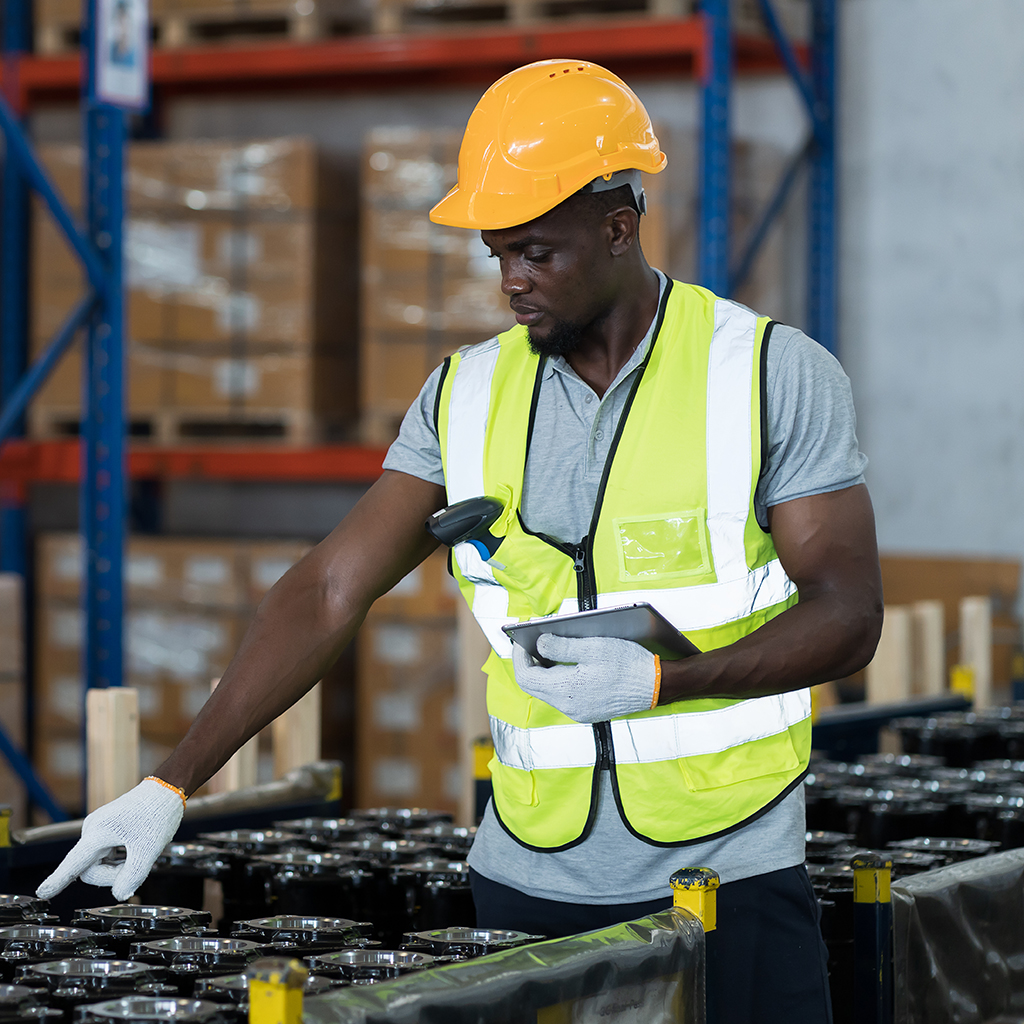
[613,509,712,582]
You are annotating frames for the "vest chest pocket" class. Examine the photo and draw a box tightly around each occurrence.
[613,509,712,583]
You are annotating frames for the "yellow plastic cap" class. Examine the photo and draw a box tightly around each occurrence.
[430,59,667,230]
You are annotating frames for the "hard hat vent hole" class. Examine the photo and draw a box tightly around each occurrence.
[549,73,556,78]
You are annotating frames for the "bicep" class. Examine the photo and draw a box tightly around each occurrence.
[767,484,883,608]
[304,470,447,617]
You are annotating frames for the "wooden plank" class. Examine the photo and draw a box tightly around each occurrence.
[0,574,24,679]
[86,688,140,812]
[911,600,945,696]
[456,600,491,828]
[272,683,322,778]
[960,596,993,710]
[866,606,912,705]
[206,677,258,794]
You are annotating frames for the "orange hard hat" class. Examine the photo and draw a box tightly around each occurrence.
[429,59,667,230]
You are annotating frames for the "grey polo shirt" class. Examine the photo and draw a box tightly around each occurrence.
[383,271,867,903]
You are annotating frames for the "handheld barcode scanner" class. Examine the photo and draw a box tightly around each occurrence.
[426,496,505,561]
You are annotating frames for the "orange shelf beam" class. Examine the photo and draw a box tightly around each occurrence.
[0,439,388,484]
[18,19,789,103]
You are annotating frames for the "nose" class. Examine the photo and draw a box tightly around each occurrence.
[500,259,529,296]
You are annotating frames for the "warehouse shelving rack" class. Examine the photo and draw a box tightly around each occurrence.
[0,0,836,817]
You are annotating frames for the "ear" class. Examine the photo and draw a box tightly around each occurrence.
[606,206,640,257]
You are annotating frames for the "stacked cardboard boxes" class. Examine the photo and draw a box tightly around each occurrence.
[32,138,357,444]
[359,128,507,445]
[358,127,670,446]
[355,549,462,813]
[33,533,311,815]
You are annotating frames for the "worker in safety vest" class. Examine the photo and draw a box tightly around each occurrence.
[40,61,881,1024]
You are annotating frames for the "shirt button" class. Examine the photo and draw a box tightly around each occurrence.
[584,394,593,404]
[595,430,604,441]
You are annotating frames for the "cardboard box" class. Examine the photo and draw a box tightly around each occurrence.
[369,549,460,621]
[355,618,460,813]
[37,534,248,608]
[36,597,243,687]
[246,541,313,605]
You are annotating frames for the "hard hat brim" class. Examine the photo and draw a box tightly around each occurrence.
[429,186,568,231]
[429,153,667,231]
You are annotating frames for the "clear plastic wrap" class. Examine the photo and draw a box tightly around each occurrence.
[893,849,1024,1024]
[301,909,704,1024]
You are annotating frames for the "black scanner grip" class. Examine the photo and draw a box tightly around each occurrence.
[426,496,504,547]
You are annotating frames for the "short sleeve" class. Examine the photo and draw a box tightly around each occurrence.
[381,362,446,487]
[755,325,868,529]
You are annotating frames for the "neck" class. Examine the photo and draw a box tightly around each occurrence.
[565,262,661,398]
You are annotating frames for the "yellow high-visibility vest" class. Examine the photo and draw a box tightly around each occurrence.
[437,280,811,850]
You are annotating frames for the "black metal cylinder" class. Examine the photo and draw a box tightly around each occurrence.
[73,996,236,1023]
[306,949,435,984]
[0,928,113,981]
[15,960,178,1018]
[136,847,233,915]
[401,927,540,960]
[70,909,213,961]
[0,983,61,1022]
[128,940,266,997]
[230,915,375,956]
[270,819,379,849]
[401,826,476,859]
[247,852,372,922]
[348,809,453,834]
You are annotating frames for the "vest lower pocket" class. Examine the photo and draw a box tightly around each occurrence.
[676,729,801,792]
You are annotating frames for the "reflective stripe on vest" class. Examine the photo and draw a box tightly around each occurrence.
[490,689,810,771]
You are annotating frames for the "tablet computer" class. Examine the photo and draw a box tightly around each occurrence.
[502,603,700,662]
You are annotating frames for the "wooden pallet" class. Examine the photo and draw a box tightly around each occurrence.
[29,406,326,446]
[371,0,687,33]
[34,0,368,54]
[156,0,369,49]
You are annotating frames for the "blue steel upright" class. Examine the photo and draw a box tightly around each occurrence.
[81,0,128,691]
[1,0,31,577]
[807,0,837,354]
[699,0,731,297]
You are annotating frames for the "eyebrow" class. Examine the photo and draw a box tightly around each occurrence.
[486,235,547,254]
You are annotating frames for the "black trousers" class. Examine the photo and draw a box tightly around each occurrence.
[469,864,833,1024]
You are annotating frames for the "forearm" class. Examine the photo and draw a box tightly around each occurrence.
[154,562,362,796]
[659,586,882,704]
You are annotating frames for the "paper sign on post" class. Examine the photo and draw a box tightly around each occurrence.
[93,0,150,110]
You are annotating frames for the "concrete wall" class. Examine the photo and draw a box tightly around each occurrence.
[841,0,1024,562]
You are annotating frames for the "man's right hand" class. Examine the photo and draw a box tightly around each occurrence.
[36,778,185,902]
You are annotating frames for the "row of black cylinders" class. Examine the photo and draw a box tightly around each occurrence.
[805,735,1024,1024]
[0,807,547,1022]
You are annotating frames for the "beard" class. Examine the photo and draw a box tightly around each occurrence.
[527,317,587,358]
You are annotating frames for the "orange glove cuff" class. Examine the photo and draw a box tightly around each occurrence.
[144,776,187,809]
[650,654,662,710]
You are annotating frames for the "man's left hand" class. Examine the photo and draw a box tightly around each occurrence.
[511,633,659,723]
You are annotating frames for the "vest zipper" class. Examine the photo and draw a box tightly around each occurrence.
[571,541,597,613]
[572,542,612,771]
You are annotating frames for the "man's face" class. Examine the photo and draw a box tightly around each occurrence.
[480,200,619,358]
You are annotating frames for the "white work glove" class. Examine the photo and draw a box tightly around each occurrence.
[512,633,660,724]
[36,778,185,901]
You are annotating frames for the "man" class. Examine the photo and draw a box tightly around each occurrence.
[40,60,882,1023]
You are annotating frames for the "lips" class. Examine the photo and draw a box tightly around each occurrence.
[511,303,544,326]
